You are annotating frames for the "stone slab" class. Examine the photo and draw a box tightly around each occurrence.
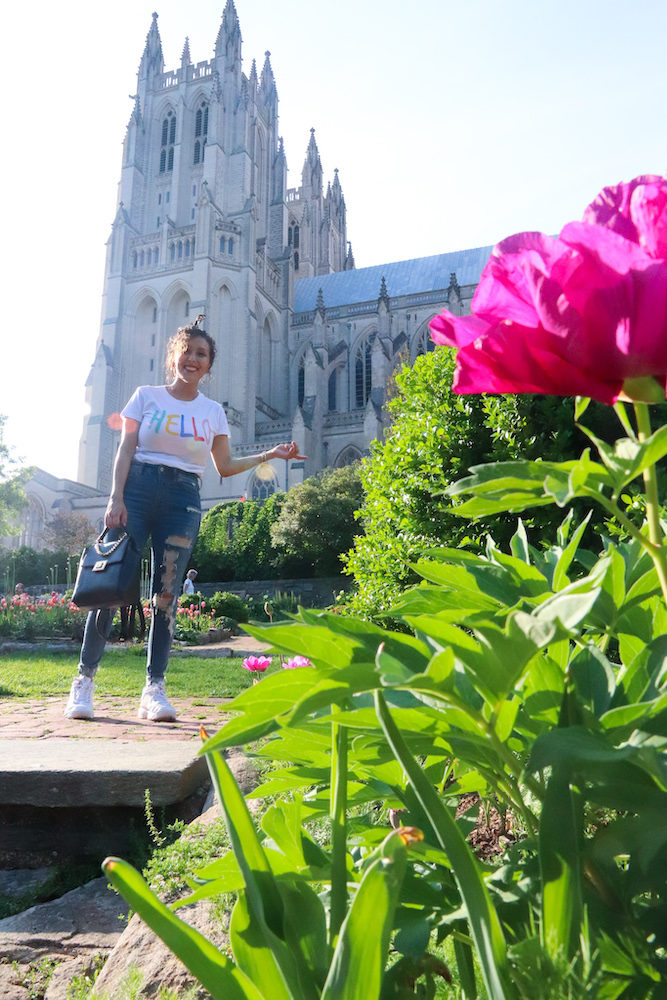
[0,739,208,807]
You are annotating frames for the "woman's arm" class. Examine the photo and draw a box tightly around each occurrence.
[105,419,139,528]
[211,436,305,479]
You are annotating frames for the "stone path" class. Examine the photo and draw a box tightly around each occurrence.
[0,633,269,743]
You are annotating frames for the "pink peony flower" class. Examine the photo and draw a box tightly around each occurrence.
[283,655,313,669]
[242,655,272,673]
[430,175,667,404]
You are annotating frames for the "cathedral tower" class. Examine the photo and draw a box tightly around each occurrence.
[79,3,352,502]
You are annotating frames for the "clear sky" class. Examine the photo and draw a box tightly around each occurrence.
[3,0,667,481]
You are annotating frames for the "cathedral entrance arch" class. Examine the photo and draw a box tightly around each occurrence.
[333,445,362,468]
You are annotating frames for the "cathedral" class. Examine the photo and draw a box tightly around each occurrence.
[16,2,492,548]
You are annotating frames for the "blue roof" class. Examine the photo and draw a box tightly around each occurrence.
[292,245,493,314]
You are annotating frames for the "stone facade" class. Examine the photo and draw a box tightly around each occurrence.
[9,1,493,550]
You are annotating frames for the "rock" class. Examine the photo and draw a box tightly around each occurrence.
[91,899,227,999]
[0,877,129,965]
[0,961,27,998]
[45,957,101,1000]
[0,866,55,901]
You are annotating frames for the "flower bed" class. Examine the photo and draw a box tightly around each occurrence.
[0,593,230,645]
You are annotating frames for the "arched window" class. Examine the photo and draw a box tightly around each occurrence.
[219,237,226,254]
[160,111,176,174]
[228,238,234,255]
[334,445,362,468]
[328,369,337,412]
[414,326,436,359]
[294,251,299,271]
[355,338,373,408]
[288,223,300,249]
[297,360,305,407]
[194,101,209,164]
[249,466,279,501]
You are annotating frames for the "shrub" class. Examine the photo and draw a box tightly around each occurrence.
[344,348,667,619]
[206,591,249,623]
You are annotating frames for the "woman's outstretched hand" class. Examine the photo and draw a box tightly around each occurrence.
[272,441,307,461]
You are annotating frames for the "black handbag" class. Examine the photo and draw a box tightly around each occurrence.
[72,528,141,610]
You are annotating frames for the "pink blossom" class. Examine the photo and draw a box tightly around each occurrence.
[242,655,272,673]
[283,655,313,669]
[430,176,667,404]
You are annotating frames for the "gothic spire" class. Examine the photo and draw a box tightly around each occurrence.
[378,276,390,309]
[181,37,192,68]
[249,58,258,92]
[138,12,164,80]
[316,288,326,320]
[259,51,278,108]
[345,242,356,270]
[215,0,242,62]
[302,128,323,195]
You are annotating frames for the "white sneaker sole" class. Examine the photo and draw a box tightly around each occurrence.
[137,704,176,722]
[64,705,94,720]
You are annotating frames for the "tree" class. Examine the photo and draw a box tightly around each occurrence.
[270,464,364,576]
[192,493,286,581]
[0,416,30,540]
[344,347,661,620]
[44,511,96,555]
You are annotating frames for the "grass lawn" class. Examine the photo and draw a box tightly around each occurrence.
[0,648,268,700]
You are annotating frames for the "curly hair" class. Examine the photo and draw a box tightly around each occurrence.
[165,316,217,377]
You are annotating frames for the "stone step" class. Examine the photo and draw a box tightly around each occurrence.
[0,739,208,808]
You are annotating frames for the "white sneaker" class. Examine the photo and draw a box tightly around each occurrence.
[138,679,177,722]
[64,675,94,720]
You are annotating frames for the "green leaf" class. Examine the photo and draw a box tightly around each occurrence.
[551,513,592,592]
[202,746,308,998]
[374,691,516,1000]
[321,831,409,1000]
[103,857,264,1000]
[569,647,616,716]
[228,892,308,1000]
[539,766,582,963]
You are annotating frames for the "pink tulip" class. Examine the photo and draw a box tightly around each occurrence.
[283,656,313,669]
[242,655,272,673]
[430,176,667,404]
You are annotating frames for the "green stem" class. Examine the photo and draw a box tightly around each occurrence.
[329,714,348,951]
[634,403,667,605]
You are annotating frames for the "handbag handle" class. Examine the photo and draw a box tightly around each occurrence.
[94,528,128,557]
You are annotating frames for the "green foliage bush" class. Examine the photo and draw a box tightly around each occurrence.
[344,347,667,619]
[192,467,364,583]
[270,464,364,577]
[192,494,286,582]
[0,545,78,591]
[206,591,250,623]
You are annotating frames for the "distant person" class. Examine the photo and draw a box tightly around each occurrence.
[14,583,24,596]
[182,569,198,595]
[64,316,304,723]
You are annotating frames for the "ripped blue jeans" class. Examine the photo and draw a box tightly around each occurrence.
[78,461,201,681]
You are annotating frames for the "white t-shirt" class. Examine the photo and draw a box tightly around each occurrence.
[121,386,230,476]
[182,578,196,594]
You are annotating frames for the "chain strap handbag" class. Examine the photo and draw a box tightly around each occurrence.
[72,528,141,610]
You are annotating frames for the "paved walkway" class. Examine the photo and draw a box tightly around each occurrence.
[0,633,269,744]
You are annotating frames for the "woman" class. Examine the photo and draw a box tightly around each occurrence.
[65,319,303,722]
